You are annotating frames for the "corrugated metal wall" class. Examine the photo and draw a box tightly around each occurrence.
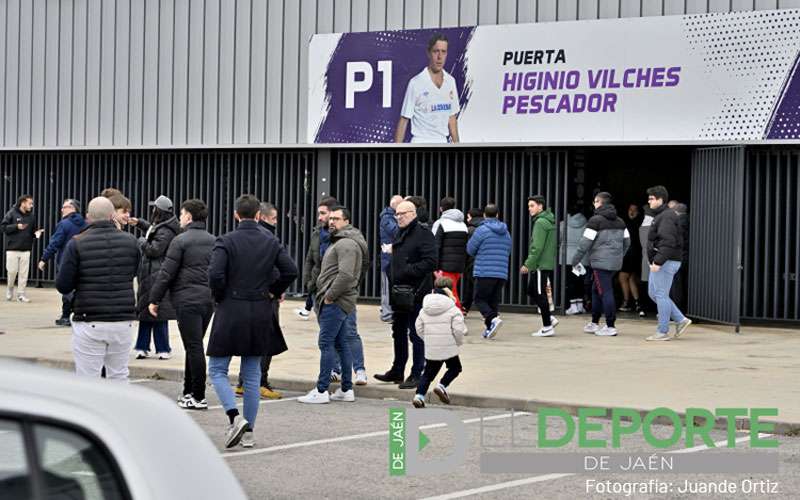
[0,149,317,293]
[329,148,568,306]
[742,148,800,321]
[2,0,800,148]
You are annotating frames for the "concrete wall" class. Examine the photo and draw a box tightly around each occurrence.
[1,0,799,148]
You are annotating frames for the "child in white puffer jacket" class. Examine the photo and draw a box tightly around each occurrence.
[413,276,466,408]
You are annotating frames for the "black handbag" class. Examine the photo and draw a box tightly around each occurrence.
[390,284,416,312]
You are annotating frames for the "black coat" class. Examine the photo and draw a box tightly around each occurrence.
[207,220,298,357]
[390,218,438,304]
[1,206,37,251]
[647,204,683,265]
[56,221,140,322]
[134,217,180,321]
[149,221,216,309]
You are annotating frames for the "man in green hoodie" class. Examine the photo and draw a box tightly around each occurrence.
[520,195,558,337]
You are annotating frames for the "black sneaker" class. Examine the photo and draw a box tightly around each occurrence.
[374,371,404,384]
[398,376,420,390]
[618,301,631,312]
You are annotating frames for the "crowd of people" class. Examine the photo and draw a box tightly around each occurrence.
[1,184,691,448]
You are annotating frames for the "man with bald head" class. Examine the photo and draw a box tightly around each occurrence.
[375,200,438,388]
[378,194,404,322]
[57,197,140,380]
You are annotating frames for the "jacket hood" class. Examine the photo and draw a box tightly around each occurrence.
[440,209,464,223]
[332,225,369,256]
[468,216,485,228]
[380,207,395,217]
[416,206,430,224]
[66,212,85,225]
[534,209,555,226]
[483,218,509,235]
[568,213,587,228]
[595,204,618,220]
[422,293,456,316]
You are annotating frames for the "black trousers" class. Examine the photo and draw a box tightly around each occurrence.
[669,262,688,312]
[473,277,505,328]
[461,264,475,311]
[416,356,462,396]
[176,303,214,400]
[527,270,553,327]
[591,269,616,328]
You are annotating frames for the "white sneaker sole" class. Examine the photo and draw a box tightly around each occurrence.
[646,335,672,342]
[330,395,355,402]
[531,331,555,337]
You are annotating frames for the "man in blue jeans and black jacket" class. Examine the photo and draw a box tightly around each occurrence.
[645,186,691,341]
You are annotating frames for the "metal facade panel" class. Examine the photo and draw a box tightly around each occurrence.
[0,0,793,148]
[689,146,745,327]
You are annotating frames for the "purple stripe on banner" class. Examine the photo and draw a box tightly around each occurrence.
[765,49,800,140]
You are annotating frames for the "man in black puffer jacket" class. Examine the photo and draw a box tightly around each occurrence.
[56,197,140,380]
[431,197,468,311]
[149,199,215,410]
[645,186,691,341]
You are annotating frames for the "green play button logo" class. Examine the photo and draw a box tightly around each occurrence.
[419,431,430,451]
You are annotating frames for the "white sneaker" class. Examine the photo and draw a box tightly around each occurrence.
[135,350,150,359]
[583,322,600,334]
[294,308,310,320]
[178,396,208,410]
[596,326,618,336]
[355,369,368,386]
[298,388,330,404]
[531,327,555,337]
[330,388,355,402]
[225,416,250,448]
[157,352,171,360]
[646,333,672,341]
[6,288,14,301]
[16,294,30,303]
[240,431,255,448]
[565,304,579,315]
[550,316,559,327]
[412,394,426,408]
[674,318,692,338]
[484,317,503,339]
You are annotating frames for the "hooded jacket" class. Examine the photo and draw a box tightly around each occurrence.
[559,213,588,265]
[524,209,556,271]
[414,292,466,361]
[379,206,398,273]
[134,216,181,321]
[431,209,468,273]
[647,204,683,265]
[315,225,369,314]
[1,205,37,251]
[571,204,630,272]
[467,218,513,280]
[41,212,87,265]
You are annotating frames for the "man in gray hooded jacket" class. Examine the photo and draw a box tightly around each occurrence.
[299,206,369,404]
[571,192,630,336]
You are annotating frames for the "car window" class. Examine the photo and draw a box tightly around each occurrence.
[34,424,126,500]
[0,419,32,499]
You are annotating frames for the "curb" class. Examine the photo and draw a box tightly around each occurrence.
[15,356,800,438]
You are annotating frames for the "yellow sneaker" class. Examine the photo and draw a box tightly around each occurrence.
[234,385,244,397]
[260,386,282,400]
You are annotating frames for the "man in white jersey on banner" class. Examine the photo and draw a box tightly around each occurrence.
[394,33,461,144]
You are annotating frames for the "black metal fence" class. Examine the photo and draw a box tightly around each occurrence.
[0,149,317,294]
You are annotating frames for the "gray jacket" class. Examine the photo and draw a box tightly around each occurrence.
[315,225,368,314]
[571,204,630,272]
[559,212,588,265]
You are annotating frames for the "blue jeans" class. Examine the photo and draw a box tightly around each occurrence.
[648,260,687,334]
[134,320,170,353]
[333,309,365,375]
[316,303,354,392]
[208,356,262,430]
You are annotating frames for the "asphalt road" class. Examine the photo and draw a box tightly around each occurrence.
[135,378,800,500]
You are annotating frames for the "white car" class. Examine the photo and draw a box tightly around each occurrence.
[0,359,247,499]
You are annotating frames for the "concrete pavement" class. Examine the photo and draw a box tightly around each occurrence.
[2,287,799,431]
